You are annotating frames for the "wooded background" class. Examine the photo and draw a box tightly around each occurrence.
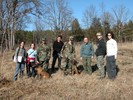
[0,0,133,53]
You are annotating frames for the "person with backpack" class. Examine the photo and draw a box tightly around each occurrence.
[13,41,27,81]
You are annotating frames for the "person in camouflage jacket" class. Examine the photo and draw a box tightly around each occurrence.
[37,38,51,72]
[61,36,76,75]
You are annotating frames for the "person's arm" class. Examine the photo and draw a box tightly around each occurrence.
[15,47,19,56]
[47,46,51,60]
[90,44,94,57]
[23,48,27,62]
[34,50,38,63]
[114,40,118,59]
[53,41,57,51]
[73,45,76,58]
[80,45,83,59]
[36,47,40,62]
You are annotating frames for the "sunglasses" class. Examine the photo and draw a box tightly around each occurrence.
[96,35,101,36]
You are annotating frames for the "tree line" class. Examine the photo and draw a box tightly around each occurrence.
[0,0,133,53]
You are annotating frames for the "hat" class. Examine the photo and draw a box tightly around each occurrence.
[96,32,102,36]
[42,38,46,41]
[69,36,74,40]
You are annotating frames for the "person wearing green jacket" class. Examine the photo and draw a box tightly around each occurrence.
[37,38,51,72]
[80,37,94,75]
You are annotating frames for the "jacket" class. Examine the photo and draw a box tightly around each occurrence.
[95,38,106,56]
[80,42,94,57]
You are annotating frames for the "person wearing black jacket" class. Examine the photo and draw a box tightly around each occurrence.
[95,32,106,79]
[51,35,64,73]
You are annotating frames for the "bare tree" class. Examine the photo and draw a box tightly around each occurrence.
[0,0,43,52]
[42,0,73,35]
[82,5,97,29]
[112,5,129,42]
[82,5,97,39]
[99,3,114,39]
[33,19,46,44]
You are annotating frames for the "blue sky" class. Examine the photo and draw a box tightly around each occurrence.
[26,0,133,31]
[68,0,133,27]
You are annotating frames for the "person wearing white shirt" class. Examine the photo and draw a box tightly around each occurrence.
[106,32,118,80]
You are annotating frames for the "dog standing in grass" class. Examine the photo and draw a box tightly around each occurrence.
[71,59,79,75]
[35,65,50,79]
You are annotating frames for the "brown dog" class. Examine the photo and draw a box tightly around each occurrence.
[71,59,79,75]
[35,66,50,79]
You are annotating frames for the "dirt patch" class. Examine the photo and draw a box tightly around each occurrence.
[0,78,12,88]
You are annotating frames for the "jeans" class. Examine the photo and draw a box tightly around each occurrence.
[96,56,105,77]
[27,62,36,77]
[14,62,25,81]
[106,56,116,79]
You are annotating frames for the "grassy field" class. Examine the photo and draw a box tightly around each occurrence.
[0,42,133,100]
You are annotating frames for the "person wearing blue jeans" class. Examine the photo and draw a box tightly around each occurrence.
[13,41,27,81]
[14,62,25,80]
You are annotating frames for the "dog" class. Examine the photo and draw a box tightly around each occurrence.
[71,59,79,75]
[35,66,50,79]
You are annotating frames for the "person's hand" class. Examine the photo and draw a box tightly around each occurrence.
[60,54,63,58]
[91,56,94,59]
[36,61,39,64]
[80,57,82,60]
[115,55,117,59]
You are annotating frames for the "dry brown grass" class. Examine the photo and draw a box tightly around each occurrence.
[0,42,133,100]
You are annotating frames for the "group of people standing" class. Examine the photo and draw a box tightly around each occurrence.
[13,32,117,81]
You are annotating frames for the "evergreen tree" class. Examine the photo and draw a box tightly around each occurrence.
[71,18,84,41]
[89,17,102,41]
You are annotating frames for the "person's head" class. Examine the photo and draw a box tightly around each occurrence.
[83,37,89,43]
[106,32,114,40]
[68,36,74,44]
[42,38,47,44]
[57,35,62,42]
[19,41,25,48]
[96,32,103,40]
[30,43,35,49]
